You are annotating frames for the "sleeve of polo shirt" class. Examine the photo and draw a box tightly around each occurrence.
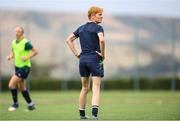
[25,41,33,51]
[73,27,80,38]
[97,26,104,34]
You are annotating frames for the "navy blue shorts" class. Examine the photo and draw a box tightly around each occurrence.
[15,66,30,79]
[79,61,104,77]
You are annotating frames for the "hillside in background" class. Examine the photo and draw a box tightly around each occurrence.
[0,10,180,79]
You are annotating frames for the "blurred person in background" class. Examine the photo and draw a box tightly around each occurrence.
[66,6,105,120]
[7,26,38,111]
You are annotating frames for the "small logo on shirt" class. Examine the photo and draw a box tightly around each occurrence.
[18,73,21,77]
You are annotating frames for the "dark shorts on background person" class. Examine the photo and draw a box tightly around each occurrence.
[79,61,104,77]
[15,66,30,79]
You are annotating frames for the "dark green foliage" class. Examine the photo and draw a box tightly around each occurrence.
[1,76,180,91]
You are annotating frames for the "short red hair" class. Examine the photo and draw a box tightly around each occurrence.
[88,6,103,19]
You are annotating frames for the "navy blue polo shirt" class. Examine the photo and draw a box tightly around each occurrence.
[73,22,104,63]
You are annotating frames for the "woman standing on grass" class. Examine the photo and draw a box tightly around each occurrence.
[66,6,105,120]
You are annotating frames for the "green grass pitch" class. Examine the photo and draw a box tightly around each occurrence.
[0,91,180,120]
